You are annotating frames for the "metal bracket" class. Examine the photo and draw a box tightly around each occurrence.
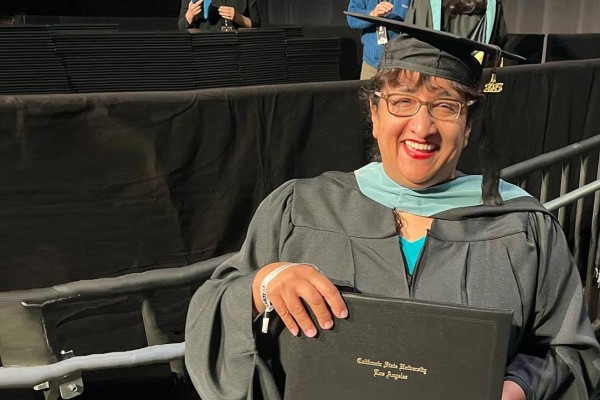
[141,296,185,377]
[33,350,84,400]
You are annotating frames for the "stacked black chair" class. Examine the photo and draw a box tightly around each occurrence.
[190,31,241,89]
[52,31,195,93]
[0,24,345,95]
[0,25,70,95]
[237,28,287,86]
[285,37,341,83]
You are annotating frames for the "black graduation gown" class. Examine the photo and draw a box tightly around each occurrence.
[185,171,600,400]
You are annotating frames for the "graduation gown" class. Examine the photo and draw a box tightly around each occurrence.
[185,171,600,400]
[404,0,507,48]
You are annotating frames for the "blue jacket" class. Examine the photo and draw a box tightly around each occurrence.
[347,0,410,68]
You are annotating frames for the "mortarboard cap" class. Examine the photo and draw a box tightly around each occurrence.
[344,11,526,89]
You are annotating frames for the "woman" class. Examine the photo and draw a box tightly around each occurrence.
[184,14,600,400]
[178,0,260,31]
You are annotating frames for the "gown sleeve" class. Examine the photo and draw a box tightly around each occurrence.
[178,0,194,31]
[246,0,261,27]
[505,212,600,399]
[184,181,296,400]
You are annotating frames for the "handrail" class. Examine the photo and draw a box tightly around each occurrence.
[499,135,600,263]
[0,253,234,305]
[500,134,600,179]
[0,343,184,389]
[544,179,600,211]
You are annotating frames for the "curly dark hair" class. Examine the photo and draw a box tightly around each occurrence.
[442,0,488,16]
[360,69,483,162]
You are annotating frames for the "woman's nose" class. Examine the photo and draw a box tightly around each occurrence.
[406,104,436,137]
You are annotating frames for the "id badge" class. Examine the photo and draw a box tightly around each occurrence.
[376,26,388,45]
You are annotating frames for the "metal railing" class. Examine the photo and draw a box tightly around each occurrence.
[0,343,185,389]
[0,253,233,399]
[0,252,234,306]
[500,134,600,324]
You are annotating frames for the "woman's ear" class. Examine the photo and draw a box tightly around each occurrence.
[463,121,472,148]
[370,100,379,138]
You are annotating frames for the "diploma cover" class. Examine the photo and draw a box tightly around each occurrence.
[278,293,513,400]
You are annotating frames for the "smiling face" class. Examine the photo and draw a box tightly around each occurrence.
[370,70,473,190]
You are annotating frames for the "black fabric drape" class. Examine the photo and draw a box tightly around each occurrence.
[460,59,600,174]
[0,82,368,292]
[546,33,600,62]
[5,0,600,34]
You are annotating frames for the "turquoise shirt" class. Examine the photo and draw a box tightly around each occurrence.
[400,236,426,275]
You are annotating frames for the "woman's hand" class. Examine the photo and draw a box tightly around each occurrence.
[219,5,253,27]
[185,0,204,24]
[501,380,526,400]
[252,262,348,337]
[369,1,394,17]
[218,6,237,21]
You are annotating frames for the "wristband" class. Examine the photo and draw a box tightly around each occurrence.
[259,262,318,333]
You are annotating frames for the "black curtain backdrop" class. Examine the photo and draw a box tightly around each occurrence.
[259,0,600,33]
[460,59,600,175]
[4,0,600,33]
[0,82,368,291]
[0,0,600,33]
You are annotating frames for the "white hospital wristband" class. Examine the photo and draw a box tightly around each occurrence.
[259,262,318,333]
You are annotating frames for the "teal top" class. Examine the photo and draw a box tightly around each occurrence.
[355,162,531,217]
[400,236,426,275]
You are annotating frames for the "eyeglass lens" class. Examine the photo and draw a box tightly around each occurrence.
[385,94,462,120]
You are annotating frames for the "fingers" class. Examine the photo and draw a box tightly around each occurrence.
[264,264,348,338]
[188,0,203,15]
[218,6,235,20]
[370,2,394,16]
[379,2,394,13]
[289,282,330,337]
[310,274,348,320]
[269,289,302,337]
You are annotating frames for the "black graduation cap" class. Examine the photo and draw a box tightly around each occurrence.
[344,11,526,88]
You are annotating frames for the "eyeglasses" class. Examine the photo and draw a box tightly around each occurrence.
[374,91,476,121]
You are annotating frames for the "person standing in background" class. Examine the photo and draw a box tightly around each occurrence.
[178,0,260,31]
[0,5,16,25]
[347,0,411,80]
[405,0,506,49]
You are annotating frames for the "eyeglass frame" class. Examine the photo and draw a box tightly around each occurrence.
[373,91,477,121]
